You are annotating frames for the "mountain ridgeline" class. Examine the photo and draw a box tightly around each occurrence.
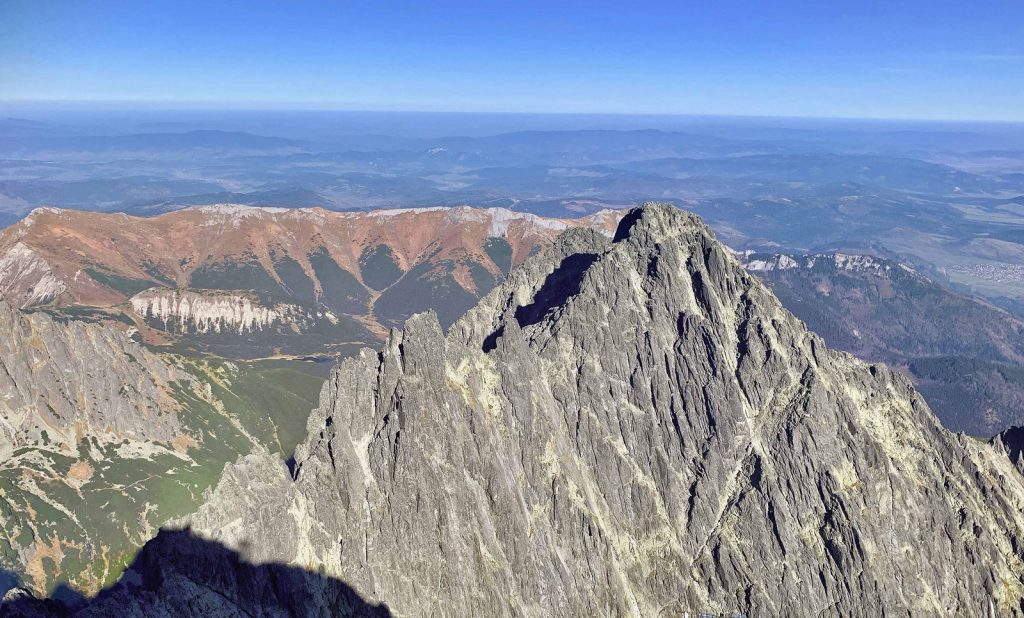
[0,205,621,359]
[30,204,1024,616]
[738,250,1024,436]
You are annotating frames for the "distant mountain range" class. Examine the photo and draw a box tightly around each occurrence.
[4,204,1023,436]
[0,205,621,358]
[3,119,1024,313]
[737,249,1024,435]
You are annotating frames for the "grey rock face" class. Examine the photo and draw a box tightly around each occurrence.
[70,204,1024,615]
[0,303,200,594]
[0,303,186,458]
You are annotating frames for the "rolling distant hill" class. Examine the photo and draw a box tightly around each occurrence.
[0,129,301,154]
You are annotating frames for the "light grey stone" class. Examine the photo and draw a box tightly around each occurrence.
[52,204,1024,616]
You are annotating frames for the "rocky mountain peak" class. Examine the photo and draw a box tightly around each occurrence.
[612,199,703,242]
[20,203,1024,616]
[991,426,1024,475]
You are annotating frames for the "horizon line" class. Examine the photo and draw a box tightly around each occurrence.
[1,99,1023,126]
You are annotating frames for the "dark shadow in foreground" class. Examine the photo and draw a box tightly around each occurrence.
[0,528,392,617]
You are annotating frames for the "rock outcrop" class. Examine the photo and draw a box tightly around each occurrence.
[737,248,1024,436]
[991,426,1024,476]
[0,242,65,309]
[0,302,185,458]
[130,287,335,334]
[18,204,1024,616]
[0,301,325,597]
[0,302,195,594]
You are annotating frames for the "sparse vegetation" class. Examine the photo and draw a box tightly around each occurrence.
[84,268,155,296]
[0,352,323,597]
[358,244,403,291]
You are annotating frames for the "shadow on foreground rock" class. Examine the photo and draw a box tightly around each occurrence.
[0,528,392,617]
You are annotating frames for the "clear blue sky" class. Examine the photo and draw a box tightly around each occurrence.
[2,0,1023,121]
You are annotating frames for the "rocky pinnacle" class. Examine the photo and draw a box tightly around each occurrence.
[63,203,1024,616]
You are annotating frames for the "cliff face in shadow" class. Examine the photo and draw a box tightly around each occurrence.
[0,528,392,617]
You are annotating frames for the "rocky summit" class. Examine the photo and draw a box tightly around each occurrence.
[13,203,1024,616]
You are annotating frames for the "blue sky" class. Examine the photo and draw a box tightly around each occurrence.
[2,0,1023,121]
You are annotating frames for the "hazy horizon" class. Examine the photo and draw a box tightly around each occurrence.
[7,101,1024,125]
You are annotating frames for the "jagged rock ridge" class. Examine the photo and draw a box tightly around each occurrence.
[40,204,1024,616]
[734,247,1024,436]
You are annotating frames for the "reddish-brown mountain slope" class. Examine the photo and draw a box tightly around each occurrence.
[0,205,622,357]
